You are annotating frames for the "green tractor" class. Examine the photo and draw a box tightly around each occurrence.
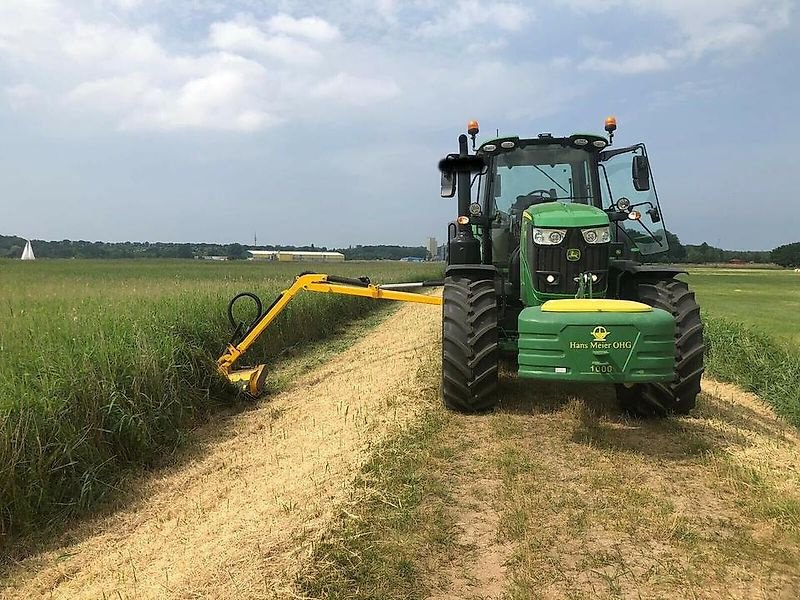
[438,117,704,416]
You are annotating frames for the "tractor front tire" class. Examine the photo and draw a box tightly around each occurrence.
[616,279,704,417]
[442,275,499,413]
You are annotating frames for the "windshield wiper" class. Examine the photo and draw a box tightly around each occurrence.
[532,164,569,194]
[615,221,663,249]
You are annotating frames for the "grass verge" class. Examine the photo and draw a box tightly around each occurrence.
[704,317,800,427]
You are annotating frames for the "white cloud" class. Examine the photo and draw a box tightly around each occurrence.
[266,13,340,42]
[418,0,533,36]
[0,2,402,132]
[67,74,152,110]
[64,54,281,132]
[311,73,400,107]
[4,82,41,109]
[209,20,321,64]
[62,22,164,66]
[4,0,784,134]
[560,0,792,71]
[580,53,670,75]
[103,0,147,10]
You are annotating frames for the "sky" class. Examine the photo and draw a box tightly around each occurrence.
[0,0,797,251]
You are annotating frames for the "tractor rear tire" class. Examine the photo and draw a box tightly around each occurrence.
[616,279,704,417]
[442,275,499,413]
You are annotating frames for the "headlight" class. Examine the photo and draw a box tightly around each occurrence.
[532,228,567,245]
[581,226,610,244]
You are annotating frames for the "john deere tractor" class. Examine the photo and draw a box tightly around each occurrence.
[438,118,704,416]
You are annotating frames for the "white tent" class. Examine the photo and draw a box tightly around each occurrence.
[21,240,35,260]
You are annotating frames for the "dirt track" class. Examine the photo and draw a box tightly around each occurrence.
[424,373,800,599]
[1,300,441,599]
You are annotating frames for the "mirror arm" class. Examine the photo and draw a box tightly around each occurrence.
[606,211,629,222]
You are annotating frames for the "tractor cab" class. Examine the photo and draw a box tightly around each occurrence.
[468,131,670,303]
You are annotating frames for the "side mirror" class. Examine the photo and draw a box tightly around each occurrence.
[441,171,456,198]
[438,153,487,198]
[438,153,487,174]
[647,206,661,223]
[632,155,650,191]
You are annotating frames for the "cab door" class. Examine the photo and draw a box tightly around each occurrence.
[599,144,669,256]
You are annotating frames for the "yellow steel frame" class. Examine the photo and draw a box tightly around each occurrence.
[216,273,442,395]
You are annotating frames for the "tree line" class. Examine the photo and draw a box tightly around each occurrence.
[652,231,775,264]
[771,242,800,267]
[0,235,428,261]
[2,232,797,265]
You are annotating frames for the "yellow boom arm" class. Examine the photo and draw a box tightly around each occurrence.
[216,273,442,396]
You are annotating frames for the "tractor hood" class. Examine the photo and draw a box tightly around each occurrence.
[525,202,609,228]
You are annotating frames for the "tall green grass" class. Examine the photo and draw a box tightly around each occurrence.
[704,318,800,427]
[0,259,442,541]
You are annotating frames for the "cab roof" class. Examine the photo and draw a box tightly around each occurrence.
[477,133,609,153]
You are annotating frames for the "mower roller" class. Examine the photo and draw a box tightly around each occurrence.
[217,273,442,396]
[438,117,705,416]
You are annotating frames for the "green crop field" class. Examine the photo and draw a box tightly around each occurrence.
[684,267,800,344]
[0,259,442,540]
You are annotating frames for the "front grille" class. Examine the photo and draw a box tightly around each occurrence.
[531,228,609,295]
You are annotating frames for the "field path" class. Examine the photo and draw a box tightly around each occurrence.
[1,299,441,599]
[425,372,800,599]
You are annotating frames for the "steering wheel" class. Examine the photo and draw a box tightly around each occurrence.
[512,189,554,213]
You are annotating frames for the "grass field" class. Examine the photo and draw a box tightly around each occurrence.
[0,259,442,541]
[685,267,800,344]
[2,263,799,597]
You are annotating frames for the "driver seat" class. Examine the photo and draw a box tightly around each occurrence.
[511,189,557,216]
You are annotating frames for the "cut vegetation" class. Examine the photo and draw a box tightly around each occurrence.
[0,293,443,599]
[300,268,800,599]
[302,352,800,599]
[0,260,442,542]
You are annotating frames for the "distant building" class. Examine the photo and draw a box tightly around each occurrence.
[400,256,425,262]
[427,237,437,260]
[248,250,345,262]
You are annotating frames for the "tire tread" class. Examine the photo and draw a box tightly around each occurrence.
[442,275,499,412]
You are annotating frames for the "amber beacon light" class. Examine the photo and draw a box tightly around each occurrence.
[604,115,617,143]
[467,119,480,149]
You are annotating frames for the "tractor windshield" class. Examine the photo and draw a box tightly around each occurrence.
[489,145,598,215]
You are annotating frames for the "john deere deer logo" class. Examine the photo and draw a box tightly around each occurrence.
[591,326,610,342]
[567,248,581,261]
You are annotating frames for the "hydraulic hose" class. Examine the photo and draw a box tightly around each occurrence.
[227,292,263,343]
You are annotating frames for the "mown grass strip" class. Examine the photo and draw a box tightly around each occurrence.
[0,260,441,544]
[297,362,454,600]
[704,317,800,427]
